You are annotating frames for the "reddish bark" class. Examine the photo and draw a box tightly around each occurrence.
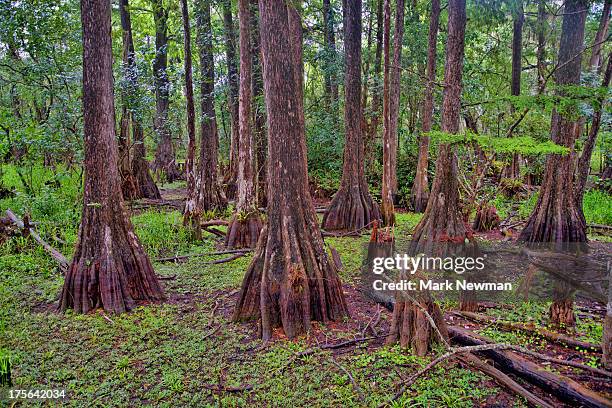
[233,0,348,340]
[519,0,589,327]
[119,0,160,200]
[381,0,393,226]
[322,0,339,106]
[502,2,524,179]
[387,0,467,353]
[181,0,197,230]
[575,54,611,208]
[322,0,380,231]
[381,0,405,226]
[223,0,240,200]
[226,0,263,249]
[185,0,227,236]
[365,0,384,172]
[251,0,267,208]
[151,0,181,182]
[60,0,164,314]
[410,0,439,212]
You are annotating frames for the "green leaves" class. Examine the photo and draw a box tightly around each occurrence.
[427,130,570,156]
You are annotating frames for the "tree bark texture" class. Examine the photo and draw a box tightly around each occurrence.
[365,0,384,172]
[387,0,467,354]
[502,2,524,179]
[251,0,267,208]
[519,0,588,244]
[233,0,348,340]
[411,0,467,248]
[181,0,197,229]
[60,0,164,314]
[120,0,160,200]
[184,0,227,235]
[151,0,181,182]
[223,0,240,200]
[410,0,439,213]
[323,0,381,231]
[575,54,611,209]
[226,0,263,249]
[519,0,589,327]
[588,0,610,71]
[323,0,339,106]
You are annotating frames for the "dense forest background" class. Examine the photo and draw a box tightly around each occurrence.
[0,0,611,406]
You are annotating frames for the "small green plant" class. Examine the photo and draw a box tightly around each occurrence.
[0,350,11,387]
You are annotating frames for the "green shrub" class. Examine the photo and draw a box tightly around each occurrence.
[583,190,612,225]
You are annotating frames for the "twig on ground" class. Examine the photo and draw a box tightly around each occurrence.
[330,357,366,403]
[154,248,252,263]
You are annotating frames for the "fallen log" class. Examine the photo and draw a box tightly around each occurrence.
[201,219,229,227]
[154,248,252,263]
[588,223,612,231]
[457,353,554,408]
[455,310,602,353]
[449,326,612,408]
[6,209,69,272]
[384,343,554,408]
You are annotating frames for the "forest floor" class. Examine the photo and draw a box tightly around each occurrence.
[1,179,611,407]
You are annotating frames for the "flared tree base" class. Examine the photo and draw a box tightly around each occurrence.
[472,202,500,232]
[225,212,263,249]
[233,226,349,340]
[59,210,165,314]
[133,157,161,200]
[386,294,448,356]
[322,186,380,231]
[549,299,576,328]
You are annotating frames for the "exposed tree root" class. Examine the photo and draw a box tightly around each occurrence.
[472,202,500,232]
[59,207,165,314]
[233,226,349,340]
[322,185,380,231]
[385,291,449,356]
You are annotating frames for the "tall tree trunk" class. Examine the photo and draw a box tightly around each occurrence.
[233,0,348,340]
[381,0,404,226]
[388,0,403,198]
[323,0,339,106]
[519,0,589,327]
[365,0,384,172]
[223,0,240,200]
[575,54,611,208]
[184,0,227,237]
[588,0,610,72]
[180,0,198,231]
[118,105,137,200]
[387,0,467,354]
[410,0,439,212]
[151,0,181,182]
[536,0,547,91]
[502,2,524,179]
[120,0,160,200]
[323,0,381,231]
[381,0,392,225]
[60,0,164,314]
[118,0,137,200]
[251,0,267,208]
[226,0,263,249]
